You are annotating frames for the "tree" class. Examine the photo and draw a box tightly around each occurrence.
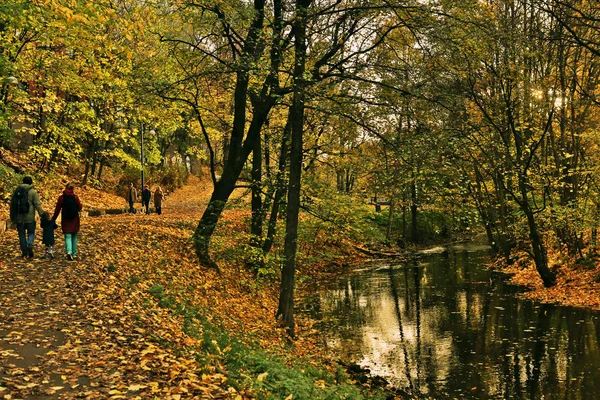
[276,0,311,337]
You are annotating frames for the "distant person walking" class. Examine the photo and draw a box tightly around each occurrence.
[126,183,137,213]
[141,184,152,214]
[10,176,45,258]
[52,183,82,260]
[40,211,58,258]
[153,186,164,215]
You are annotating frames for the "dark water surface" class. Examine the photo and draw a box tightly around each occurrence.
[302,244,600,399]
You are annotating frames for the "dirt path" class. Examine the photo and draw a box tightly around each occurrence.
[0,176,237,399]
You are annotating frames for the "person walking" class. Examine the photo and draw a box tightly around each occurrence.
[154,186,164,215]
[126,183,137,213]
[10,176,45,258]
[141,184,152,214]
[40,211,58,258]
[52,183,82,260]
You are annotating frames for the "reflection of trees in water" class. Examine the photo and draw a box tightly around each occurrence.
[308,251,600,399]
[413,263,423,395]
[310,273,372,358]
[388,265,414,392]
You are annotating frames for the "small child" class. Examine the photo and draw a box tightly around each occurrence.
[40,212,58,258]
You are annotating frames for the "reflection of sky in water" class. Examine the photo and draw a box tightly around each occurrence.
[304,248,600,399]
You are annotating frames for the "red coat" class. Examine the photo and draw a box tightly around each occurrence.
[52,190,82,233]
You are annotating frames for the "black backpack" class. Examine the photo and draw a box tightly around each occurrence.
[62,195,79,219]
[10,187,31,218]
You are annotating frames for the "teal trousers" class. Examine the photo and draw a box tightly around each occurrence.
[65,232,78,256]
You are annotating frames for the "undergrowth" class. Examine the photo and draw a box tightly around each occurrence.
[148,284,387,400]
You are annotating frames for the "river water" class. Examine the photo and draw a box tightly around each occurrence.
[302,244,600,399]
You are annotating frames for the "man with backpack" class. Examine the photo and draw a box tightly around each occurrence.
[10,176,46,258]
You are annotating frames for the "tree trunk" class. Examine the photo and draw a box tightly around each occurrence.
[90,138,99,178]
[402,191,407,239]
[193,175,237,271]
[276,0,309,337]
[248,132,264,271]
[250,134,263,248]
[262,119,291,255]
[193,103,272,269]
[336,169,344,191]
[410,177,419,243]
[97,156,106,182]
[520,180,556,287]
[192,0,268,269]
[386,198,395,241]
[471,163,499,255]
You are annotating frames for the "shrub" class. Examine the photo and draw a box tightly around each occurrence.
[0,164,20,202]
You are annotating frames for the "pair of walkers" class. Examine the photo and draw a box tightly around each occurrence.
[126,183,164,215]
[10,177,82,260]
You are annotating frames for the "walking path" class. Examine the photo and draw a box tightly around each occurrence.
[0,176,255,399]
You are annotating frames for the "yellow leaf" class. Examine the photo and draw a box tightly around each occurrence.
[257,372,268,382]
[128,384,146,391]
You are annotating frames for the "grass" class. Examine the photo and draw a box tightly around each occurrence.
[146,282,388,400]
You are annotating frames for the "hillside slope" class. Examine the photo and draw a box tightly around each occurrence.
[0,176,292,399]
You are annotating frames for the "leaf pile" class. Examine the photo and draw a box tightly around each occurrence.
[493,251,600,310]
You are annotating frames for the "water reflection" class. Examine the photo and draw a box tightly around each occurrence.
[303,247,600,399]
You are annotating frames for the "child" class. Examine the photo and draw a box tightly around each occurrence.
[40,212,58,258]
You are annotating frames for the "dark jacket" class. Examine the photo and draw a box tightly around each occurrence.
[142,188,151,203]
[41,219,58,246]
[52,190,83,233]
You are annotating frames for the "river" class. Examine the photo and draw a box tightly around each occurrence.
[302,244,600,399]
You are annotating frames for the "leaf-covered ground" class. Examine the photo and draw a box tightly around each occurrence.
[0,176,297,399]
[492,251,600,310]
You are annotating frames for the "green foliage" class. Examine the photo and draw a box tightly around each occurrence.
[0,164,20,201]
[148,284,165,298]
[148,284,176,308]
[0,124,15,148]
[181,310,384,400]
[158,165,188,190]
[301,181,386,245]
[243,242,283,281]
[117,166,142,189]
[373,208,476,243]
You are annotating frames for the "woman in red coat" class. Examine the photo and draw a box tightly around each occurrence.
[52,183,83,260]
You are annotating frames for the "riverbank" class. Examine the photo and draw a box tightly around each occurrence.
[490,250,600,310]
